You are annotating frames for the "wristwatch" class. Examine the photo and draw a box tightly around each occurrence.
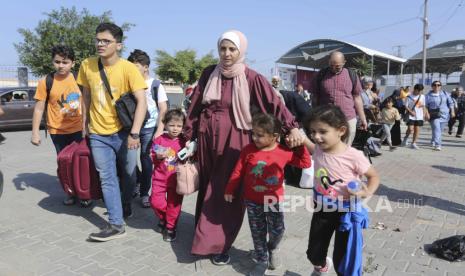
[129,133,140,139]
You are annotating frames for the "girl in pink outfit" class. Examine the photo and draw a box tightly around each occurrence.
[151,109,186,242]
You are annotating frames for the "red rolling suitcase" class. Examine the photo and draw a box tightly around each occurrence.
[57,139,102,200]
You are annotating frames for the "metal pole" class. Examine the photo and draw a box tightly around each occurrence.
[400,63,404,87]
[386,60,390,85]
[422,0,428,85]
[371,55,374,77]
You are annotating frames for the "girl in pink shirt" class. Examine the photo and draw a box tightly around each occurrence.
[151,109,186,242]
[302,105,380,276]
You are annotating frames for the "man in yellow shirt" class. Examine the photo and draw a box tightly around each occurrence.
[77,23,147,241]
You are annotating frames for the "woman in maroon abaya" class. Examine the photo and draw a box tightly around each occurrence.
[184,30,303,265]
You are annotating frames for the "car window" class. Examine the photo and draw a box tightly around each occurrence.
[12,90,29,101]
[0,92,14,103]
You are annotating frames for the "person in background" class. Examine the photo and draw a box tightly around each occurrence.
[379,97,401,151]
[270,76,286,104]
[425,81,455,151]
[448,86,465,138]
[401,84,427,149]
[128,49,168,208]
[311,51,367,145]
[360,77,379,123]
[182,85,194,113]
[295,83,311,103]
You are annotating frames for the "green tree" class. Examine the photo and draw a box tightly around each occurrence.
[155,49,218,85]
[15,7,133,76]
[352,56,375,77]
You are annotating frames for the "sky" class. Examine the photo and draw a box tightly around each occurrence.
[1,0,464,78]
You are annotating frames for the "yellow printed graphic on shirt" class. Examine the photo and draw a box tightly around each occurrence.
[314,167,342,199]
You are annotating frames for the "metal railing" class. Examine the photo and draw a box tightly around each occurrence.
[0,65,40,87]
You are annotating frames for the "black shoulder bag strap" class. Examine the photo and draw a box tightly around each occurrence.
[97,58,114,100]
[43,73,54,137]
[151,79,160,109]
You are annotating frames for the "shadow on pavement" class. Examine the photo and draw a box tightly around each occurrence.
[169,211,196,264]
[376,184,465,216]
[191,246,254,274]
[432,165,465,176]
[12,172,108,229]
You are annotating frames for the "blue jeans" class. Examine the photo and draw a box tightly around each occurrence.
[139,127,155,197]
[50,131,82,154]
[89,130,137,226]
[430,119,447,147]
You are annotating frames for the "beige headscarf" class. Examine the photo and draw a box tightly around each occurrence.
[202,30,252,130]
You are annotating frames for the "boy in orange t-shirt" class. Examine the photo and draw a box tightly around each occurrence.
[31,45,86,206]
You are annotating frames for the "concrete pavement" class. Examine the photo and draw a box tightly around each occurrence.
[0,127,464,275]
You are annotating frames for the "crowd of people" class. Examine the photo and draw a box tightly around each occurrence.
[360,77,459,152]
[21,21,459,276]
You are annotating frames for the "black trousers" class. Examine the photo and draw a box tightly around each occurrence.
[306,209,349,276]
[448,112,465,135]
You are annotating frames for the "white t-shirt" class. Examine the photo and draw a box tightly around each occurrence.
[405,94,425,121]
[144,78,168,129]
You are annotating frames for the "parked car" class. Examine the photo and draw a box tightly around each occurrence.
[0,87,38,130]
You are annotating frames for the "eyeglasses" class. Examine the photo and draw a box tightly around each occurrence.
[94,39,116,46]
[432,83,442,87]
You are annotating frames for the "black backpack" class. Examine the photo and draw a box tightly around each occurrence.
[150,79,170,109]
[316,67,359,95]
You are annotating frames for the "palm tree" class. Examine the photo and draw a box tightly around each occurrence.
[352,56,375,77]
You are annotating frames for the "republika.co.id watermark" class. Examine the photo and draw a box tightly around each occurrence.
[263,195,424,213]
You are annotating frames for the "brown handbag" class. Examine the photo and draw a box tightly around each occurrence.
[176,159,199,195]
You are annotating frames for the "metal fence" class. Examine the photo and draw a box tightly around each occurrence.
[0,65,40,87]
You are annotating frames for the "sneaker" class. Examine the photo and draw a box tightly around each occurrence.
[311,257,333,276]
[123,203,133,219]
[457,135,462,138]
[434,146,442,151]
[63,196,75,206]
[211,253,230,265]
[79,199,93,208]
[401,138,409,147]
[141,196,151,208]
[248,261,268,276]
[448,130,453,135]
[268,248,281,270]
[88,224,126,242]
[155,220,166,233]
[163,228,176,242]
[389,146,397,151]
[411,143,420,150]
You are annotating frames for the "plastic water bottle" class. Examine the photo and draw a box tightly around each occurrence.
[299,157,314,189]
[347,180,362,193]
